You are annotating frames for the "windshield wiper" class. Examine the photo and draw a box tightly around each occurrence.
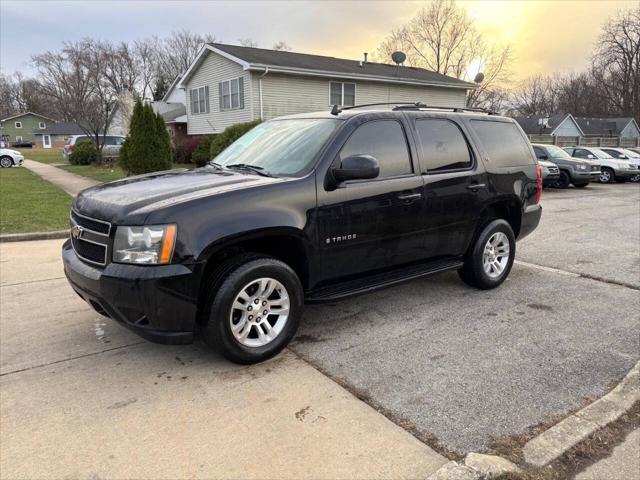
[225,163,273,177]
[208,161,224,170]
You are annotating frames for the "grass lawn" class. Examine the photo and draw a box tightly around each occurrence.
[59,163,196,183]
[0,167,72,234]
[17,148,65,164]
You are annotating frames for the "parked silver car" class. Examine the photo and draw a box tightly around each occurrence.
[63,135,125,162]
[562,146,640,184]
[599,147,640,182]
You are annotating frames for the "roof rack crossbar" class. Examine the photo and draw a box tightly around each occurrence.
[330,102,496,116]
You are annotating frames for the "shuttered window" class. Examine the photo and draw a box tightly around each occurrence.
[190,86,209,114]
[218,77,244,111]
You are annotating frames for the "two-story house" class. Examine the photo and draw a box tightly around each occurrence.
[179,43,475,136]
[0,112,56,147]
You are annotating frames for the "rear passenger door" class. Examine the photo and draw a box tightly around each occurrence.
[316,117,426,281]
[412,116,487,257]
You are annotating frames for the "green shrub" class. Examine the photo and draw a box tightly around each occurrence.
[120,99,172,175]
[69,141,98,165]
[191,136,213,167]
[209,120,261,160]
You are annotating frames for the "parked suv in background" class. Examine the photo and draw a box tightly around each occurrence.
[563,146,640,183]
[63,135,125,162]
[63,104,542,364]
[532,143,598,188]
[600,147,640,182]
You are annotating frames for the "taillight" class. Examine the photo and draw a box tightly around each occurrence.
[534,164,542,204]
[67,145,74,153]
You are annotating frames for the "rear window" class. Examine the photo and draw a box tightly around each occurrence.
[470,120,533,167]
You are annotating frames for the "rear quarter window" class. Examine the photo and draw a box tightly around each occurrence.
[470,119,534,167]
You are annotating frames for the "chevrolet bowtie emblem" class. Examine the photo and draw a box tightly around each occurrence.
[70,224,84,239]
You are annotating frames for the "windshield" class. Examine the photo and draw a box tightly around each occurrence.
[621,149,640,158]
[591,148,613,159]
[212,119,340,176]
[544,145,571,158]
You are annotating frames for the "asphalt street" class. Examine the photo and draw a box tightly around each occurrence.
[292,182,640,452]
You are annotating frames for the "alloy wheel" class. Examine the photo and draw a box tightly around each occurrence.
[229,277,290,348]
[0,157,12,168]
[482,232,510,278]
[599,170,612,183]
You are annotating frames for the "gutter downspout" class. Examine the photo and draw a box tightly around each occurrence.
[259,66,269,121]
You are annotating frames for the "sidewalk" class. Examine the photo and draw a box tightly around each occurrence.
[22,159,99,197]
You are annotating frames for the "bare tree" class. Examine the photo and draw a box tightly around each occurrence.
[592,6,640,116]
[376,0,512,108]
[133,37,161,100]
[509,75,558,116]
[238,38,258,48]
[273,41,292,51]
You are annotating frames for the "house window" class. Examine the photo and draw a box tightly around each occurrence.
[39,122,46,129]
[330,82,356,106]
[15,136,23,142]
[190,86,210,114]
[219,77,244,111]
[15,122,22,129]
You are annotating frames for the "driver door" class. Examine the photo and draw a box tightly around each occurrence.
[316,118,426,282]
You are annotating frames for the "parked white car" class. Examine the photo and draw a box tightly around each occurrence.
[0,148,24,168]
[563,146,640,184]
[599,147,640,182]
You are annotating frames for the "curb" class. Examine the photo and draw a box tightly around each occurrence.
[523,360,640,467]
[0,230,69,243]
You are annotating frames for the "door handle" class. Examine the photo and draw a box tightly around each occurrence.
[397,193,422,201]
[466,183,486,192]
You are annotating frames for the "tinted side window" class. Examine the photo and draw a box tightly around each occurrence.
[339,120,412,178]
[532,146,546,159]
[415,119,472,172]
[572,148,590,158]
[470,120,533,167]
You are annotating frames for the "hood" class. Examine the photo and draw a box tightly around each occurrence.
[537,159,557,168]
[74,167,286,222]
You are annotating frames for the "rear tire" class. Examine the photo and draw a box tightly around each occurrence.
[599,167,615,184]
[201,255,303,364]
[458,219,515,290]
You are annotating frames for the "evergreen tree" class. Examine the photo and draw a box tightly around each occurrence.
[120,99,171,175]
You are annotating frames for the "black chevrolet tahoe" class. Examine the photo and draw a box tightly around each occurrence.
[63,104,542,364]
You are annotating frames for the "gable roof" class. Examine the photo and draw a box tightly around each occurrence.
[36,121,86,136]
[513,113,584,136]
[180,43,475,90]
[1,111,58,123]
[161,73,185,103]
[574,117,639,136]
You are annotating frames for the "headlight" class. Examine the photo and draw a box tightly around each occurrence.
[578,164,587,170]
[113,225,177,264]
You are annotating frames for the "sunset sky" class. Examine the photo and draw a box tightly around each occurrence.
[1,0,636,83]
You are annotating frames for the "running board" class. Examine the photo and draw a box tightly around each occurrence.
[305,259,464,303]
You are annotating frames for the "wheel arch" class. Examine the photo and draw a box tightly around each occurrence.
[477,198,522,239]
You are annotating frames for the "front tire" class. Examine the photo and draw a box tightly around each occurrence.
[201,256,303,364]
[458,219,516,290]
[599,167,615,183]
[0,156,13,168]
[552,171,571,189]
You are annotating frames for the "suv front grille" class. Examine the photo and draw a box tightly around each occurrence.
[548,166,559,174]
[70,210,111,266]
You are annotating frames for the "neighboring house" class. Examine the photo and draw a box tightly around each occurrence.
[0,112,57,146]
[179,43,475,136]
[153,74,188,145]
[34,122,86,149]
[513,114,584,137]
[574,117,640,138]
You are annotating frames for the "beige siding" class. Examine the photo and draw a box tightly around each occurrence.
[185,52,253,135]
[250,72,468,120]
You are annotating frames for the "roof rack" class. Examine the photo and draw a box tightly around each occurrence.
[329,102,496,116]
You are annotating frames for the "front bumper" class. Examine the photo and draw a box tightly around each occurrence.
[62,240,199,344]
[542,172,560,186]
[518,204,542,240]
[14,155,24,165]
[614,168,640,180]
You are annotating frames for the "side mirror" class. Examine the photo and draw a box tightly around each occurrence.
[332,155,380,183]
[587,154,595,159]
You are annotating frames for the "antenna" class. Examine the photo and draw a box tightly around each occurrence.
[391,51,406,65]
